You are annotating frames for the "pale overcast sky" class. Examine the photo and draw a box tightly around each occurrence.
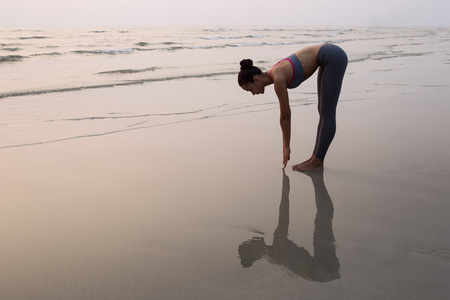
[2,0,449,27]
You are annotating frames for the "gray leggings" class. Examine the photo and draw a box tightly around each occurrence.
[313,43,348,159]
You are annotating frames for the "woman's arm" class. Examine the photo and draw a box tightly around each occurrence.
[274,77,291,168]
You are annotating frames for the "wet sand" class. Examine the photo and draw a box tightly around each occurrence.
[1,57,450,299]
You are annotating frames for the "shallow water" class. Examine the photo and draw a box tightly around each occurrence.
[1,26,450,151]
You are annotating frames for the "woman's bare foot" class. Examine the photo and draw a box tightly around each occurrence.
[292,156,324,172]
[291,154,314,169]
[298,155,314,166]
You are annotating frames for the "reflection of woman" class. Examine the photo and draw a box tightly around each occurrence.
[238,170,340,282]
[238,43,347,172]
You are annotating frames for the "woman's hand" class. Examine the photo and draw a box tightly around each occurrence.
[283,146,291,169]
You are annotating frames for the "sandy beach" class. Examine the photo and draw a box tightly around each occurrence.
[1,27,450,299]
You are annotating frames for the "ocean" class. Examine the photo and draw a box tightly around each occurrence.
[1,26,449,151]
[2,26,448,98]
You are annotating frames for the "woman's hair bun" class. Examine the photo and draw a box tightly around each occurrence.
[238,59,261,85]
[240,59,253,71]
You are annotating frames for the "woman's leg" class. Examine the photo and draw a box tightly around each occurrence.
[293,66,324,167]
[293,44,347,172]
[313,66,324,156]
[313,66,341,160]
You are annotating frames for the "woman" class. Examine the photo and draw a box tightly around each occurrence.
[238,43,347,172]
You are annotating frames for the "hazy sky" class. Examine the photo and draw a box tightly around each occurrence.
[2,0,449,27]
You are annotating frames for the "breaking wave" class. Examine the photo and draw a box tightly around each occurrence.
[0,71,236,100]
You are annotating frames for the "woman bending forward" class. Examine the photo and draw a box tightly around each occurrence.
[238,43,348,172]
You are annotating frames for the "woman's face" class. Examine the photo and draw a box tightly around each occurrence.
[240,75,265,95]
